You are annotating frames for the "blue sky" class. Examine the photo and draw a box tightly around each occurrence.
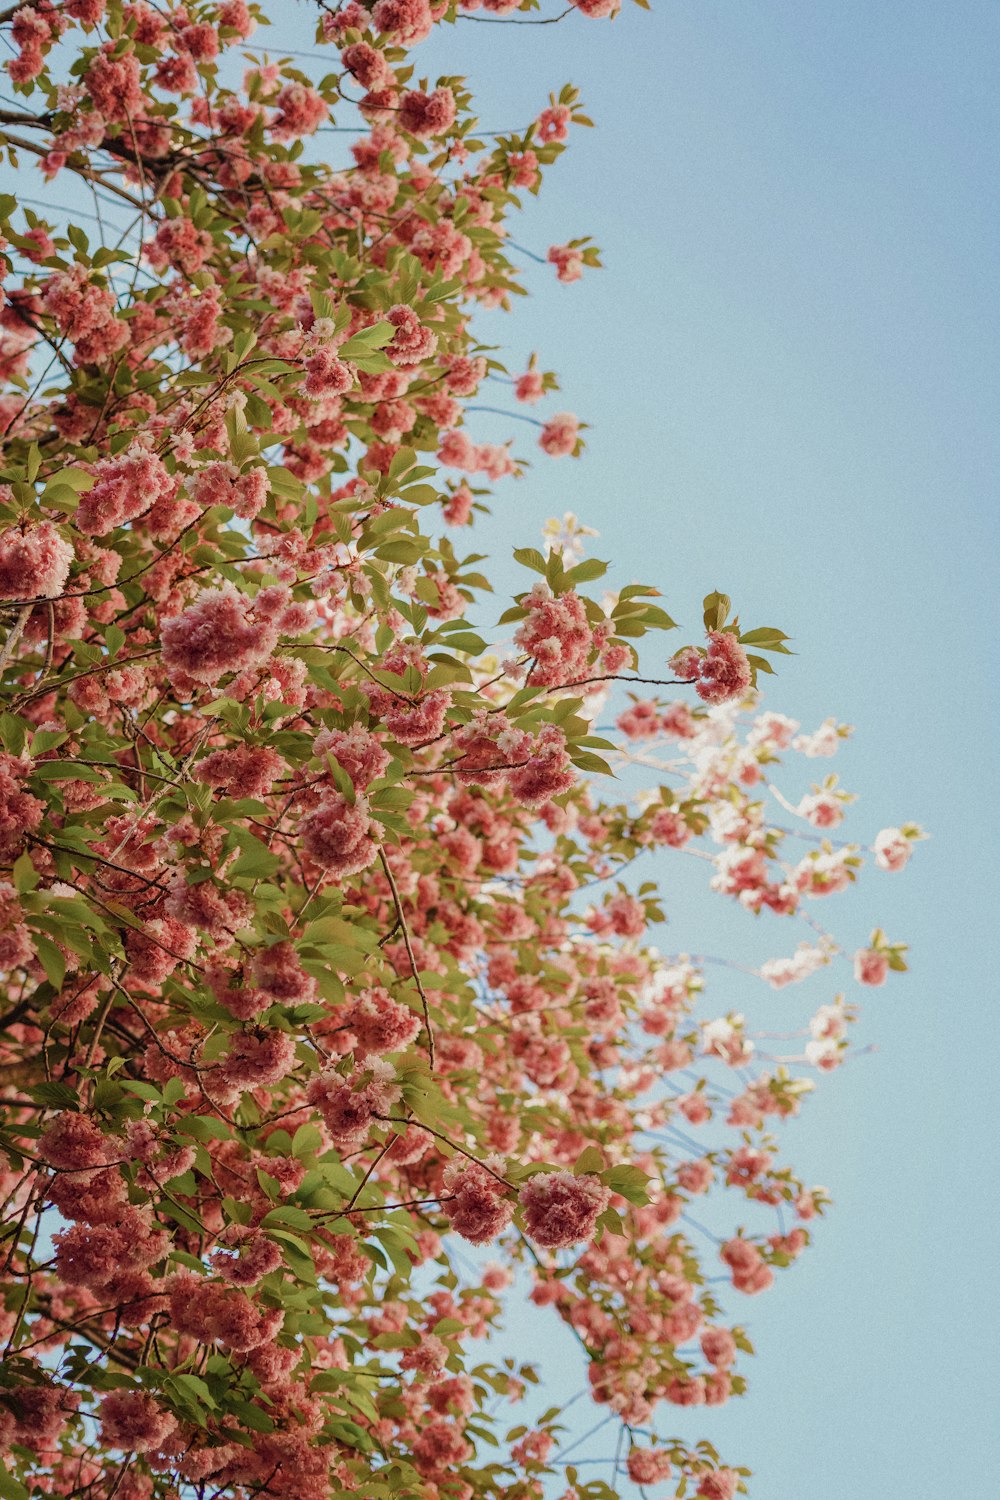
[7,2,999,1493]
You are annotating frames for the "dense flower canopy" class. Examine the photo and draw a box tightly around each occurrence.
[0,4,918,1500]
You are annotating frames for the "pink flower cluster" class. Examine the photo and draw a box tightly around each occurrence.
[671,631,753,705]
[42,264,128,364]
[538,412,580,457]
[548,243,584,283]
[194,744,287,799]
[300,793,378,878]
[77,446,175,536]
[160,584,285,685]
[443,1156,514,1244]
[398,87,456,139]
[98,1390,177,1453]
[307,1061,401,1147]
[519,1171,610,1248]
[720,1238,774,1295]
[168,1270,285,1351]
[0,519,73,600]
[515,584,611,687]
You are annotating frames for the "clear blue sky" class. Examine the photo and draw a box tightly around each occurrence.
[10,2,999,1493]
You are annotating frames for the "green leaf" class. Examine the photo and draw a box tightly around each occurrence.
[12,853,38,894]
[175,1115,231,1142]
[339,321,395,357]
[566,558,608,584]
[0,1460,30,1500]
[702,591,731,631]
[569,750,614,776]
[32,935,66,990]
[602,1164,651,1205]
[513,547,548,574]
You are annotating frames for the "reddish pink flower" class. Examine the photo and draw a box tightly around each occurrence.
[538,412,580,457]
[0,520,73,600]
[697,632,752,705]
[854,947,889,986]
[77,447,174,536]
[398,87,456,139]
[519,1171,609,1248]
[695,1470,739,1500]
[194,744,286,799]
[300,793,377,878]
[443,1157,514,1245]
[547,244,585,284]
[270,82,328,139]
[98,1390,177,1453]
[161,584,280,684]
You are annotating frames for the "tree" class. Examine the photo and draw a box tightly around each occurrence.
[0,4,918,1498]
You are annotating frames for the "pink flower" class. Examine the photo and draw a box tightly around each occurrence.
[854,947,889,986]
[442,484,474,525]
[217,1028,297,1090]
[345,987,421,1056]
[696,632,752,706]
[372,0,433,46]
[210,1226,283,1286]
[508,727,576,807]
[720,1238,773,1295]
[0,520,73,600]
[304,346,354,397]
[398,87,456,139]
[251,941,316,1003]
[194,744,286,799]
[161,584,280,685]
[270,82,328,139]
[165,875,252,940]
[797,792,843,828]
[84,44,143,121]
[519,1171,609,1249]
[514,584,599,687]
[547,244,584,284]
[700,1327,738,1368]
[341,41,391,92]
[676,1159,713,1195]
[443,1157,514,1244]
[537,105,571,143]
[385,304,439,367]
[314,723,390,789]
[191,461,269,521]
[626,1449,672,1485]
[219,0,256,38]
[650,807,690,847]
[77,446,175,536]
[514,369,544,403]
[1,1380,80,1454]
[538,412,579,457]
[570,0,620,15]
[98,1390,177,1453]
[670,646,702,681]
[300,793,378,878]
[146,217,213,276]
[0,881,34,970]
[307,1063,400,1148]
[39,1111,117,1171]
[695,1470,739,1500]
